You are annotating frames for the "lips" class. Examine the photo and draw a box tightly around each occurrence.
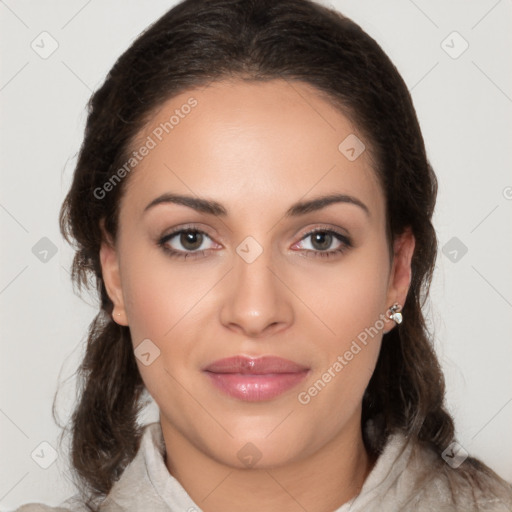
[203,355,309,374]
[202,355,310,401]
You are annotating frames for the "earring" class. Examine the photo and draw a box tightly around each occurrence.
[387,303,403,324]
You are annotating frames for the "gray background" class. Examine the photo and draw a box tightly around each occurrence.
[1,0,511,508]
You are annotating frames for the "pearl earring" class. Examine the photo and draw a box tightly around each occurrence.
[387,303,403,324]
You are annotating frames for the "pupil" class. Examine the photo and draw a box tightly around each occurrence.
[181,231,202,251]
[312,232,331,251]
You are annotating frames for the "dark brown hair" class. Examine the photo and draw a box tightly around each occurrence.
[57,0,495,508]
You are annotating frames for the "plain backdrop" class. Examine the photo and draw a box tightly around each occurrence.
[1,0,511,508]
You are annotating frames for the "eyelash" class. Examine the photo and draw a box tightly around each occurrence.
[157,226,352,260]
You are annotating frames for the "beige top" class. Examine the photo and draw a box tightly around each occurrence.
[15,422,512,512]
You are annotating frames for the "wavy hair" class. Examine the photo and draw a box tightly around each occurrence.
[57,0,487,508]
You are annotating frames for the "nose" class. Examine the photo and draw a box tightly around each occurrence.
[219,245,294,338]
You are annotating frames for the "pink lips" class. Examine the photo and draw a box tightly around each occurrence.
[202,355,309,402]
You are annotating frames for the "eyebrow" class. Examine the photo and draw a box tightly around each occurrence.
[143,192,370,218]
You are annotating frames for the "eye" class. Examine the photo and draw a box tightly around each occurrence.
[158,228,218,259]
[158,226,352,260]
[292,228,352,258]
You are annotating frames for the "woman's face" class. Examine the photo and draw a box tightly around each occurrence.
[101,79,414,469]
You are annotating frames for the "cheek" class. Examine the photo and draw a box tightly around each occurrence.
[302,238,390,344]
[120,251,202,401]
[122,267,171,344]
[296,236,390,400]
[120,247,215,343]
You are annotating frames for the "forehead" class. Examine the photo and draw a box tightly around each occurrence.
[121,79,383,218]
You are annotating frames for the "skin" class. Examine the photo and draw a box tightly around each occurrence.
[100,79,415,512]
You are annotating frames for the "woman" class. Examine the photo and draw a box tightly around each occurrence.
[17,0,512,510]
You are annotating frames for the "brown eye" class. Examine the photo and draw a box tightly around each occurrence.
[292,228,352,259]
[179,230,204,251]
[309,231,334,251]
[159,228,215,257]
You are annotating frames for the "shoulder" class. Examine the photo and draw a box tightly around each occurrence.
[406,439,512,511]
[357,430,512,512]
[13,506,72,512]
[13,496,89,512]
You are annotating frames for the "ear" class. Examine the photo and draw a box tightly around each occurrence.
[99,221,128,326]
[383,227,415,333]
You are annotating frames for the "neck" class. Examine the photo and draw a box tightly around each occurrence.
[162,417,374,512]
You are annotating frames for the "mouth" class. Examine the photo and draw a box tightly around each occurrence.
[202,355,310,402]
